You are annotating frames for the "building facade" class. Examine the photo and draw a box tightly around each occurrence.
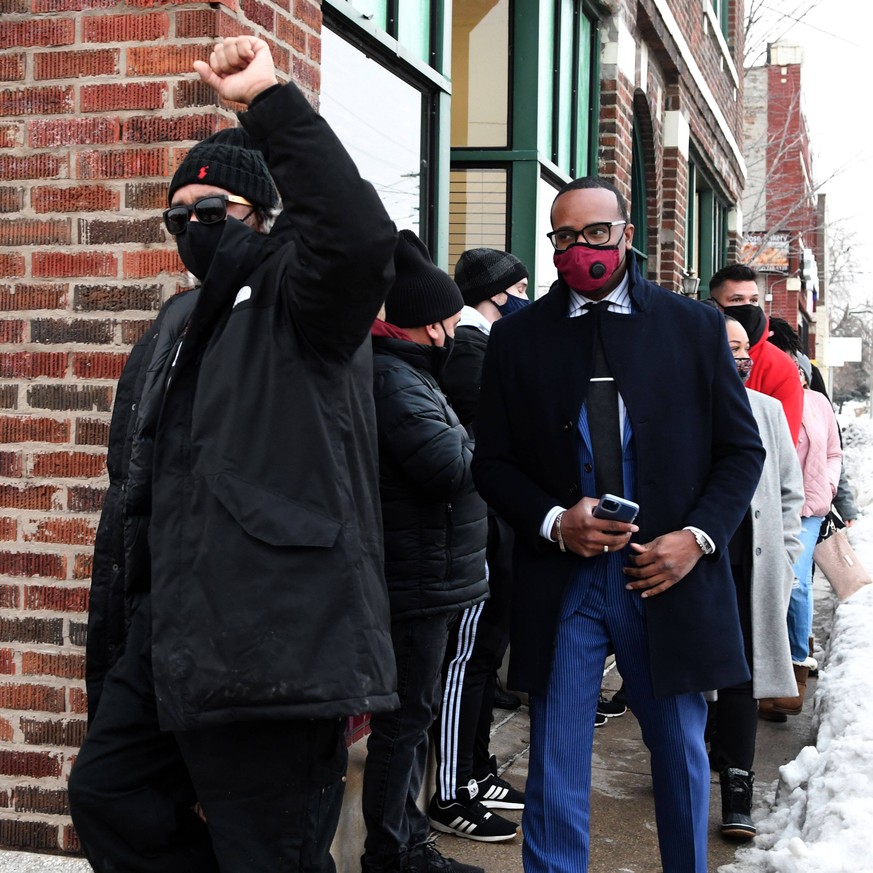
[741,43,827,364]
[0,0,748,854]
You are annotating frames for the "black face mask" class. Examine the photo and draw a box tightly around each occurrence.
[724,304,766,347]
[431,322,454,383]
[175,220,226,281]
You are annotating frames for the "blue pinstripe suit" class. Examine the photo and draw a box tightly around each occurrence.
[522,407,709,873]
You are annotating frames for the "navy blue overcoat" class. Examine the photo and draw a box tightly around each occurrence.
[472,256,766,697]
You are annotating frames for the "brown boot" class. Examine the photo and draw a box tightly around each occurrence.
[757,697,787,722]
[769,664,809,716]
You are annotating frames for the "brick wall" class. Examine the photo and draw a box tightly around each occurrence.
[0,0,322,854]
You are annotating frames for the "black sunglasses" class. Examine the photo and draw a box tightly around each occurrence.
[163,194,253,236]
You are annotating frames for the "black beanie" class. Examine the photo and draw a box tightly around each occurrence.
[454,247,529,307]
[384,230,464,328]
[167,127,279,208]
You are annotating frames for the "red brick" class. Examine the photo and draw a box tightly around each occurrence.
[20,717,86,747]
[32,185,119,213]
[0,153,65,181]
[0,749,62,779]
[32,0,119,9]
[123,113,219,145]
[0,19,75,48]
[80,81,167,113]
[0,452,22,477]
[73,553,92,580]
[77,147,169,180]
[0,486,57,512]
[0,321,24,343]
[0,55,25,82]
[0,718,12,742]
[277,18,306,53]
[294,0,322,31]
[0,254,26,278]
[69,686,87,714]
[82,11,169,43]
[72,351,127,380]
[174,78,221,109]
[25,586,88,612]
[0,86,74,117]
[24,518,95,546]
[0,385,19,409]
[0,218,70,247]
[0,647,14,670]
[0,184,24,211]
[240,0,275,30]
[0,819,60,852]
[0,350,70,378]
[67,484,106,511]
[127,44,211,77]
[31,451,105,478]
[0,416,70,443]
[32,252,117,279]
[0,519,17,541]
[120,318,155,344]
[29,116,119,148]
[0,683,65,713]
[0,284,66,311]
[21,651,86,679]
[62,823,80,853]
[125,182,167,210]
[34,49,118,80]
[0,552,65,579]
[123,248,184,278]
[12,786,70,816]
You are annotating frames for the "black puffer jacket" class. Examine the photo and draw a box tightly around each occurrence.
[87,82,399,732]
[372,331,488,618]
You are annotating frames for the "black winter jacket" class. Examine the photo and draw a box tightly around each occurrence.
[440,324,488,433]
[87,82,399,731]
[372,333,488,618]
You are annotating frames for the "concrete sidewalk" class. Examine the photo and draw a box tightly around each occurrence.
[0,582,832,872]
[436,582,833,873]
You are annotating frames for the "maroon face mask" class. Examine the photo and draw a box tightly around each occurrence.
[553,244,621,294]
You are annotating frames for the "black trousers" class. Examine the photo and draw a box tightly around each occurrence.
[69,595,348,873]
[435,514,513,801]
[709,560,756,772]
[361,611,454,869]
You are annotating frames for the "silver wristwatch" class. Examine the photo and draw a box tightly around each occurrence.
[690,528,714,555]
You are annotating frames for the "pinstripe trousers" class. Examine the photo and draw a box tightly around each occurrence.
[522,551,710,873]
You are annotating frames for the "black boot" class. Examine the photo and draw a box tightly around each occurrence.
[719,767,756,842]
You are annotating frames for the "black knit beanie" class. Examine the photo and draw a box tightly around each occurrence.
[454,248,529,307]
[167,127,279,208]
[384,230,464,328]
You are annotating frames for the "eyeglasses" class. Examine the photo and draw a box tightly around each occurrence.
[163,194,253,236]
[547,221,627,251]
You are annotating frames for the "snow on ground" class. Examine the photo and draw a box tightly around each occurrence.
[721,412,873,873]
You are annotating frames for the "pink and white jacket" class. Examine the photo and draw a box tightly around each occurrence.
[795,389,842,518]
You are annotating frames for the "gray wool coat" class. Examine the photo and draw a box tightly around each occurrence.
[746,389,805,699]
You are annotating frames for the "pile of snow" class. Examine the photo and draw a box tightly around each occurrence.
[721,415,873,873]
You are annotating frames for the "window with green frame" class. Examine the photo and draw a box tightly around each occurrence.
[334,0,435,68]
[710,0,728,37]
[539,0,597,177]
[686,156,729,294]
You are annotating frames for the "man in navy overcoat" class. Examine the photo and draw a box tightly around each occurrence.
[472,178,765,873]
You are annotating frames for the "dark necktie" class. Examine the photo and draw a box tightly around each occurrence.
[584,301,623,498]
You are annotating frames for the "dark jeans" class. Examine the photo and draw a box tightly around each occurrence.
[69,595,347,873]
[361,611,454,869]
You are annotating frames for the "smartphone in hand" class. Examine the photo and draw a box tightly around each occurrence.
[593,494,639,523]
